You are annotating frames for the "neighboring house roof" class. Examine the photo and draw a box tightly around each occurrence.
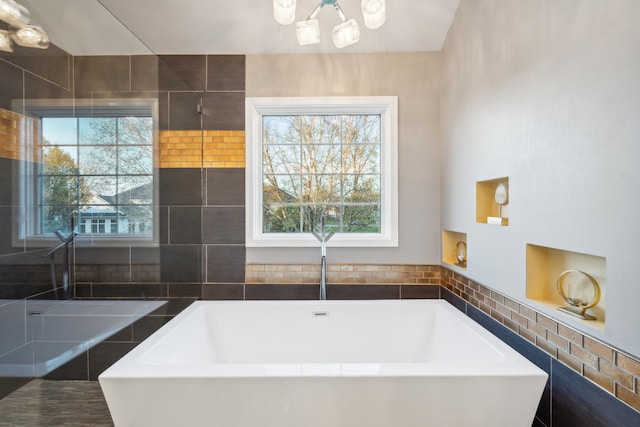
[80,182,153,219]
[79,194,123,216]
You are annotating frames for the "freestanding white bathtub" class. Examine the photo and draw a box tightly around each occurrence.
[99,299,547,427]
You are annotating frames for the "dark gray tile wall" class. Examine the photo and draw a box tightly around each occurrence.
[74,56,130,96]
[202,92,246,130]
[207,55,245,91]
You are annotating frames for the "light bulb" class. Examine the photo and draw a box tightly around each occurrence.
[0,29,13,52]
[296,19,320,46]
[0,0,30,28]
[12,25,49,49]
[273,0,296,26]
[332,19,359,48]
[361,0,386,29]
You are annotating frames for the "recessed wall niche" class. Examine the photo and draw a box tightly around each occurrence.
[476,177,509,226]
[526,243,606,331]
[442,230,467,269]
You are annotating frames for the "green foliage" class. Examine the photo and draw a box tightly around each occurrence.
[41,144,91,233]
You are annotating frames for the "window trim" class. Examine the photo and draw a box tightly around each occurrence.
[12,98,159,246]
[245,96,398,248]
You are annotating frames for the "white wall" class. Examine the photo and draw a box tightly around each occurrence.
[441,0,640,357]
[246,53,441,265]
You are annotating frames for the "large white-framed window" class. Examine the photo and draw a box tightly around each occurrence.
[245,96,398,247]
[15,99,158,245]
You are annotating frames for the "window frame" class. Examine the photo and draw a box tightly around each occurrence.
[245,96,398,248]
[13,98,159,246]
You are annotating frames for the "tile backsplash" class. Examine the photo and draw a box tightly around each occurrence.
[441,267,640,415]
[246,263,440,285]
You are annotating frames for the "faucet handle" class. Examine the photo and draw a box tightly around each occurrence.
[312,231,322,242]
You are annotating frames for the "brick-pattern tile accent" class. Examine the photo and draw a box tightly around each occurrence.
[159,130,245,168]
[0,109,39,161]
[245,264,440,285]
[441,266,640,413]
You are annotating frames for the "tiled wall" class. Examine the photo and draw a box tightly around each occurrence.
[441,266,640,426]
[68,54,247,299]
[0,49,248,299]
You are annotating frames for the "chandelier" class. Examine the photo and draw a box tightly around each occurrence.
[0,0,49,52]
[273,0,386,49]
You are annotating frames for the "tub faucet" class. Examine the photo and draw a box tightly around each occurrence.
[43,218,78,299]
[312,215,334,300]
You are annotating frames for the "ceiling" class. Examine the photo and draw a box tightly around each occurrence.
[20,0,460,56]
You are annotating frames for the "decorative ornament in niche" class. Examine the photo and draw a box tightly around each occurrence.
[556,269,601,320]
[487,181,509,225]
[455,241,467,267]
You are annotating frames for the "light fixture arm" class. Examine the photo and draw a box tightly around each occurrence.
[306,3,324,20]
[333,3,348,22]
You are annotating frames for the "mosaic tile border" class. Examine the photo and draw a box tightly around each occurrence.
[245,263,441,285]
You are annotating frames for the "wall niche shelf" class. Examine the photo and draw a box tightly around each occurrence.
[476,177,509,226]
[442,230,467,269]
[526,243,606,331]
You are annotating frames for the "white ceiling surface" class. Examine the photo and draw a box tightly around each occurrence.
[21,0,460,56]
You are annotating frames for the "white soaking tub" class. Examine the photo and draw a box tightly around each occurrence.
[99,300,547,427]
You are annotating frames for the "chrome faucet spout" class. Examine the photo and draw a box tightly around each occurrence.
[313,215,335,300]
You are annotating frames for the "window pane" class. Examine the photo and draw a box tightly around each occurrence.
[263,175,300,204]
[79,146,117,175]
[42,146,78,175]
[118,145,153,175]
[117,176,153,204]
[42,118,77,146]
[42,206,76,234]
[300,116,341,145]
[41,176,79,206]
[342,144,380,174]
[263,204,301,232]
[342,174,381,203]
[83,175,116,200]
[301,144,341,174]
[343,115,381,144]
[302,205,341,233]
[118,117,153,145]
[342,205,380,232]
[79,117,117,145]
[263,116,300,144]
[263,145,301,174]
[301,174,341,204]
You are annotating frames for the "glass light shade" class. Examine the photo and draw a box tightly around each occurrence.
[0,29,13,52]
[361,0,386,29]
[0,0,30,28]
[296,19,320,46]
[332,19,360,48]
[273,0,296,26]
[12,25,49,49]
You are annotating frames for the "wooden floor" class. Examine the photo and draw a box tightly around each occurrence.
[0,380,113,426]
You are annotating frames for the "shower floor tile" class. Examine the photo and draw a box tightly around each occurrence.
[0,379,113,426]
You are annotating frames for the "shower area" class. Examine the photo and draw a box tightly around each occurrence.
[0,0,247,398]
